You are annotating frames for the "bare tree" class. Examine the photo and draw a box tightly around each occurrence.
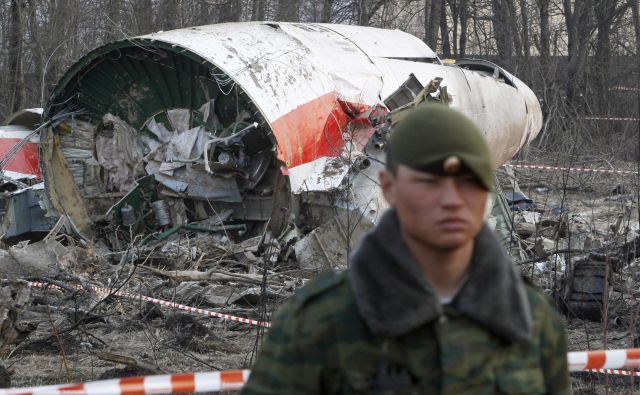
[592,0,618,110]
[252,0,266,21]
[440,1,451,57]
[536,0,550,65]
[322,0,334,22]
[492,0,513,66]
[277,0,300,21]
[158,0,179,30]
[132,0,154,34]
[7,0,26,114]
[564,0,593,103]
[356,0,390,26]
[505,0,521,56]
[632,0,640,52]
[519,0,530,58]
[425,0,441,49]
[105,0,125,40]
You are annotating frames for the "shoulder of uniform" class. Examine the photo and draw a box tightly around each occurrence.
[521,275,554,307]
[288,269,349,311]
[270,269,352,335]
[520,275,565,329]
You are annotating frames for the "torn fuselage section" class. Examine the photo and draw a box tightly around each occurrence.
[42,41,278,244]
[38,22,543,270]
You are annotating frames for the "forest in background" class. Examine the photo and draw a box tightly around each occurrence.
[1,0,639,156]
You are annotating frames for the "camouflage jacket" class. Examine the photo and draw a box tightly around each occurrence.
[242,211,571,394]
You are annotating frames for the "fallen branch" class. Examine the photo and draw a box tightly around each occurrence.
[139,265,267,284]
[94,351,165,374]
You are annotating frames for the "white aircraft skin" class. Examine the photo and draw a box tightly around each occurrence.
[137,22,541,170]
[42,22,542,230]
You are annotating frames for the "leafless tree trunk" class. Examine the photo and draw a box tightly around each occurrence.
[357,0,391,26]
[564,0,593,103]
[277,0,300,22]
[7,0,26,114]
[506,0,521,57]
[459,0,468,55]
[104,0,122,41]
[424,0,431,43]
[537,0,550,65]
[25,0,43,105]
[519,0,530,58]
[593,0,614,97]
[158,0,178,30]
[492,0,513,66]
[322,0,334,22]
[196,0,214,25]
[426,0,441,49]
[220,0,243,22]
[440,1,451,57]
[252,0,266,21]
[448,0,458,56]
[133,0,154,34]
[632,0,640,53]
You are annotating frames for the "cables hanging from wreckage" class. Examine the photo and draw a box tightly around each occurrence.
[0,110,84,187]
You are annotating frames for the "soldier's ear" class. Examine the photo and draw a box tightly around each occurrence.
[379,169,396,207]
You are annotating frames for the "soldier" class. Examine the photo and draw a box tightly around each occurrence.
[242,105,571,394]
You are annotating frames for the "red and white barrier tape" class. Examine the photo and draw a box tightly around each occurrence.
[582,116,640,122]
[585,369,640,377]
[0,370,249,395]
[610,86,640,92]
[568,348,640,371]
[504,163,638,175]
[5,349,640,394]
[28,281,271,328]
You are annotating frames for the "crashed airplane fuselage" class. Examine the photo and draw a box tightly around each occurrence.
[41,22,542,241]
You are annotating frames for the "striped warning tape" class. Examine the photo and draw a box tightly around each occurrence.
[585,368,640,377]
[504,163,638,175]
[5,349,640,394]
[582,116,640,122]
[568,348,640,371]
[27,281,271,328]
[610,86,640,92]
[0,370,249,395]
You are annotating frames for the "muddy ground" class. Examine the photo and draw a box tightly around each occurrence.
[2,155,640,394]
[512,154,640,395]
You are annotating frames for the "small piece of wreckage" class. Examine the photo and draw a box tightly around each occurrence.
[2,23,542,261]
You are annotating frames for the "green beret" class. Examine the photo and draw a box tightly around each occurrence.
[388,105,494,191]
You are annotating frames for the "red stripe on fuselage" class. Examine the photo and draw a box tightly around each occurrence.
[271,92,371,168]
[0,138,40,178]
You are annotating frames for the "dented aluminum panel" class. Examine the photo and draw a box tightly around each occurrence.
[42,22,542,238]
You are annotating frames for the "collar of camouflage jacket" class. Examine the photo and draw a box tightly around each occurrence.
[349,209,533,342]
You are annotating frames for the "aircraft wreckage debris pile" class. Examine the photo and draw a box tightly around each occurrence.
[0,227,304,387]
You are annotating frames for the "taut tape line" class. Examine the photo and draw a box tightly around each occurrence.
[504,163,638,175]
[0,370,250,395]
[5,349,640,393]
[568,348,640,371]
[26,281,271,328]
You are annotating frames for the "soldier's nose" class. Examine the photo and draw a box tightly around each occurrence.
[440,178,464,207]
